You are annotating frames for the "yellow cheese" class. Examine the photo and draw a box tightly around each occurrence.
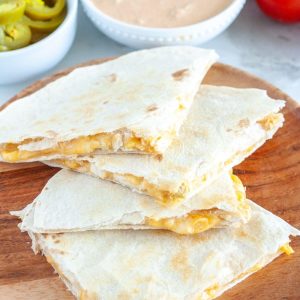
[0,133,156,162]
[104,171,185,206]
[145,210,220,234]
[258,113,281,131]
[53,161,185,206]
[57,159,90,172]
[230,174,245,202]
[107,172,187,206]
[280,243,294,255]
[204,284,219,299]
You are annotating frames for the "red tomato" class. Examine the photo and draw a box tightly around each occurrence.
[256,0,300,23]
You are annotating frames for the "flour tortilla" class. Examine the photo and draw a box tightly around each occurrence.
[13,169,250,235]
[0,46,218,162]
[51,85,285,206]
[24,200,299,300]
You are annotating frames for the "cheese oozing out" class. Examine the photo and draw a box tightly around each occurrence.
[144,173,247,234]
[145,210,221,235]
[51,113,282,206]
[0,133,157,162]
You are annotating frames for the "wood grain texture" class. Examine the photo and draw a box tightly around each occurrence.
[0,60,299,300]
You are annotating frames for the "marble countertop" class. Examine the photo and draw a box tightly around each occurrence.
[0,1,299,105]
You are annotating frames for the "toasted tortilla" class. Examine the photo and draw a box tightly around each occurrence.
[13,169,249,235]
[51,85,285,206]
[23,200,299,300]
[0,47,218,162]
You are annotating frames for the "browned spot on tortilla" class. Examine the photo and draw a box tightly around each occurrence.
[107,73,117,82]
[117,292,131,300]
[49,234,62,244]
[236,229,248,238]
[154,154,163,161]
[59,250,65,255]
[238,118,250,128]
[51,233,63,237]
[146,104,158,112]
[233,227,259,244]
[171,248,193,281]
[172,69,189,81]
[81,105,97,118]
[103,100,109,105]
[116,113,129,120]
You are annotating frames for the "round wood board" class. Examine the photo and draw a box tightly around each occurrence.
[0,59,299,300]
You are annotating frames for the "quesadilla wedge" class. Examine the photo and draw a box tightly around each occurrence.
[51,85,285,207]
[0,47,218,163]
[13,169,249,235]
[20,200,299,300]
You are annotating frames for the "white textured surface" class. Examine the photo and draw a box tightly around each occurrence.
[0,1,299,105]
[81,0,246,48]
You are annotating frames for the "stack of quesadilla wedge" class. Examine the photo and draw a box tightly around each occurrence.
[5,46,298,300]
[14,170,250,235]
[48,85,285,207]
[13,200,299,300]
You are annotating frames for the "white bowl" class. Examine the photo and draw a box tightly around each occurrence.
[81,0,246,49]
[0,0,78,85]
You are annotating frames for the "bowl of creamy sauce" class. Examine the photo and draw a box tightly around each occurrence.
[81,0,246,48]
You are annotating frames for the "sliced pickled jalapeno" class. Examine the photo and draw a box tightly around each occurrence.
[0,23,31,51]
[0,0,66,51]
[22,8,65,32]
[25,0,65,20]
[0,0,26,25]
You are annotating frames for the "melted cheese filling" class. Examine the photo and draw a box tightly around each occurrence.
[145,173,246,234]
[145,210,221,234]
[0,113,279,163]
[109,172,187,205]
[0,133,156,162]
[280,243,294,255]
[53,159,186,206]
[53,159,246,234]
[52,113,279,206]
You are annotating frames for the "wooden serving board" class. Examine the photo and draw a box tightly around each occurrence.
[0,60,299,300]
